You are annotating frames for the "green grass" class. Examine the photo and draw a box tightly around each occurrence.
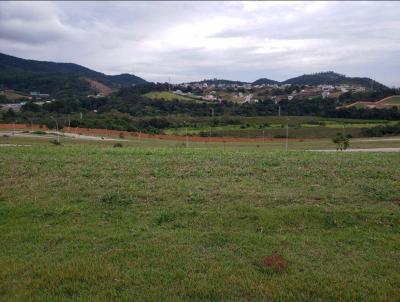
[144,91,199,102]
[0,140,399,301]
[1,132,400,151]
[164,116,394,138]
[0,90,28,102]
[383,96,400,105]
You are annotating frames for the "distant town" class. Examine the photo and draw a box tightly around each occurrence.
[170,80,369,104]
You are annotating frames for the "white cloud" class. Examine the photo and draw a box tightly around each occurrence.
[0,1,399,86]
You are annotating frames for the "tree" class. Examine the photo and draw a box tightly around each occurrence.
[332,133,350,151]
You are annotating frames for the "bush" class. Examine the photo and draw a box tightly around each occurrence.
[332,133,349,151]
[50,139,61,146]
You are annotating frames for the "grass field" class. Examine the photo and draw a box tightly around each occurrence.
[144,91,199,102]
[384,96,400,105]
[164,116,394,138]
[0,89,28,102]
[1,138,400,301]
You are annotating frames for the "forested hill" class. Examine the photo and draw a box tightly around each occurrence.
[0,52,146,97]
[252,78,280,85]
[282,72,388,90]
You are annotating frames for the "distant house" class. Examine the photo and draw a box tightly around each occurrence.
[87,93,104,99]
[203,94,217,101]
[30,91,49,99]
[322,91,330,99]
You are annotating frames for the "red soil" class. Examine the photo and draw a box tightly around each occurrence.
[260,254,288,272]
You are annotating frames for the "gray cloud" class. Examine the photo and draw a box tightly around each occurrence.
[0,1,399,86]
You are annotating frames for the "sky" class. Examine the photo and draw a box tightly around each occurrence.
[0,1,399,86]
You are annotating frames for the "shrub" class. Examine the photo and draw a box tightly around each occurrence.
[332,133,349,151]
[50,140,61,146]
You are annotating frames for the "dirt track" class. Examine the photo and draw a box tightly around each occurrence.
[311,148,400,153]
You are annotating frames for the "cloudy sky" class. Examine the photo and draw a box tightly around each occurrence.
[0,1,399,86]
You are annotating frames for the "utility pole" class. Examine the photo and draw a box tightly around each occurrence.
[209,108,214,141]
[50,116,59,143]
[278,105,281,117]
[185,123,189,148]
[285,119,289,152]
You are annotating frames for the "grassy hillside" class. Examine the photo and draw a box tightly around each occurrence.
[144,91,200,102]
[384,96,400,105]
[0,90,29,102]
[0,143,399,301]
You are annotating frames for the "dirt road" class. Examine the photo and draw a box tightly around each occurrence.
[310,148,400,152]
[0,131,124,142]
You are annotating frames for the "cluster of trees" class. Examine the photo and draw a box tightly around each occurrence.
[334,106,400,120]
[0,67,95,99]
[332,133,350,151]
[360,122,400,137]
[338,89,397,105]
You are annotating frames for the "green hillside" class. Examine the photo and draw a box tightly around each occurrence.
[283,72,388,90]
[0,52,147,98]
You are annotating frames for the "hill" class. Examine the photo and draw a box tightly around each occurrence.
[282,71,388,90]
[189,79,250,86]
[0,52,146,98]
[252,78,280,85]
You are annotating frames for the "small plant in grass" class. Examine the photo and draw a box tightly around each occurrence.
[332,132,350,151]
[260,254,288,273]
[50,139,61,146]
[113,143,123,148]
